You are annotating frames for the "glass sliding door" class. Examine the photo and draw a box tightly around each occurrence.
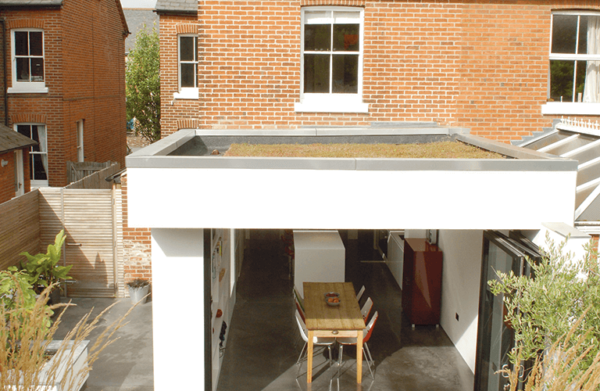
[475,231,540,391]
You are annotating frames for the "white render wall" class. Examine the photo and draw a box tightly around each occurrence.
[438,230,484,375]
[152,229,205,391]
[127,168,576,230]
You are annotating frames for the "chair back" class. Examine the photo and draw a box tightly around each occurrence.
[356,285,366,302]
[293,286,305,311]
[361,297,373,320]
[363,311,379,343]
[295,309,309,343]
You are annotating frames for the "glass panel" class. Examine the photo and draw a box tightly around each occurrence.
[304,24,331,51]
[332,55,358,93]
[17,124,31,138]
[180,36,195,62]
[552,14,578,54]
[31,58,44,81]
[29,32,43,56]
[32,153,47,180]
[579,16,589,55]
[16,58,30,81]
[31,125,40,152]
[576,60,587,102]
[303,54,329,93]
[550,60,575,102]
[333,11,361,24]
[15,32,28,56]
[333,24,360,51]
[305,11,331,25]
[181,63,195,88]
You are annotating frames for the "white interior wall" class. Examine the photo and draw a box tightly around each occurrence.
[152,229,205,391]
[438,229,483,374]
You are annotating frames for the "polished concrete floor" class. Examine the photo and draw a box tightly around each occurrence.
[217,230,474,391]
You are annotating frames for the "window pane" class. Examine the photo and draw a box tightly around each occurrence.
[333,24,360,52]
[552,15,578,54]
[181,63,195,88]
[305,11,331,24]
[333,11,361,24]
[304,54,329,93]
[550,60,575,102]
[304,24,331,51]
[332,55,358,93]
[31,58,44,81]
[15,32,28,56]
[17,124,31,138]
[180,36,195,62]
[32,153,47,180]
[31,125,40,152]
[29,32,43,56]
[16,58,30,81]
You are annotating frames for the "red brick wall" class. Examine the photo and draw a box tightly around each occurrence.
[1,0,126,187]
[121,173,152,285]
[0,149,30,204]
[158,0,600,141]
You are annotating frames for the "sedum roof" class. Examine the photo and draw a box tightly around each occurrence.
[155,0,196,14]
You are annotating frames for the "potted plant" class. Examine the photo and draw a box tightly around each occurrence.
[127,278,150,304]
[18,230,73,305]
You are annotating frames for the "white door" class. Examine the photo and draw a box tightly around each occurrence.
[14,150,24,197]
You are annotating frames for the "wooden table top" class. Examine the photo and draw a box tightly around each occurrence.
[303,282,365,331]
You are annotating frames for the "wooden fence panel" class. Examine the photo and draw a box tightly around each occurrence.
[0,191,40,270]
[39,189,117,298]
[66,163,121,190]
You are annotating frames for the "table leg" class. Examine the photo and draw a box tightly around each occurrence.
[356,330,363,383]
[307,330,314,383]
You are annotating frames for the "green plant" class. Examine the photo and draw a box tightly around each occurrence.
[126,278,149,289]
[19,230,73,293]
[126,23,160,144]
[489,234,600,377]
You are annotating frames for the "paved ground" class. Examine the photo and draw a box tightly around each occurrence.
[53,297,154,391]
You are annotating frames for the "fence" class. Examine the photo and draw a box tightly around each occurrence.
[67,161,114,184]
[0,162,125,298]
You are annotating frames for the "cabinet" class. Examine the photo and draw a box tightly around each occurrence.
[402,238,443,327]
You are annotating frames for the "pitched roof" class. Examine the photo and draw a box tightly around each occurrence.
[155,0,196,14]
[0,124,36,154]
[0,0,63,5]
[124,9,158,54]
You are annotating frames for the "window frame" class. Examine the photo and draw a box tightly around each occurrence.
[8,28,48,94]
[295,6,368,113]
[174,34,199,100]
[76,120,84,162]
[15,123,48,188]
[542,10,600,115]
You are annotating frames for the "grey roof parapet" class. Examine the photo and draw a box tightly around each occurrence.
[192,127,470,137]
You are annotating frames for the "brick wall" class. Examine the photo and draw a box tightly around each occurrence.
[121,173,152,286]
[158,0,600,141]
[0,149,31,204]
[1,0,127,187]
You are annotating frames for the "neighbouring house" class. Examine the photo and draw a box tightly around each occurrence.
[125,1,600,391]
[0,0,129,188]
[121,0,159,58]
[0,123,35,203]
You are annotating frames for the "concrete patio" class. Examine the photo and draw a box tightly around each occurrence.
[53,296,154,391]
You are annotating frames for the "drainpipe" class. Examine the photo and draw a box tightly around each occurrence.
[0,18,6,126]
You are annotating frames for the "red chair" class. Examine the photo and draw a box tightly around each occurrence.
[361,297,373,321]
[337,311,379,379]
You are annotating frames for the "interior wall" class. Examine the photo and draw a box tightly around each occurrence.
[438,229,483,374]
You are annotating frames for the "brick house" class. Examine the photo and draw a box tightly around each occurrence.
[0,124,35,203]
[138,1,600,390]
[0,0,129,188]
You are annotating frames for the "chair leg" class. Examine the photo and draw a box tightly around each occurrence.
[296,342,307,377]
[363,342,375,379]
[337,344,344,379]
[327,345,333,368]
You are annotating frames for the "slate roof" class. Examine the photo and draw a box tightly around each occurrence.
[0,124,36,154]
[155,0,196,14]
[124,9,159,54]
[0,0,62,5]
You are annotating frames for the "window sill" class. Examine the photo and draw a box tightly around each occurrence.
[173,88,199,100]
[542,102,600,116]
[294,97,369,113]
[7,86,48,94]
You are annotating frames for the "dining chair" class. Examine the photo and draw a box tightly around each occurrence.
[294,309,336,378]
[361,297,373,321]
[293,286,305,321]
[337,311,379,379]
[356,285,366,303]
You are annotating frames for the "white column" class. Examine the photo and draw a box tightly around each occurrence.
[152,228,205,390]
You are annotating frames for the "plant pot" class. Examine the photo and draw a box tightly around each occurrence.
[49,288,61,306]
[128,285,149,304]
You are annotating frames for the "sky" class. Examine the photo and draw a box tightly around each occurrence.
[120,0,157,8]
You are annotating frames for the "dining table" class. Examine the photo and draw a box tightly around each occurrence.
[303,282,366,384]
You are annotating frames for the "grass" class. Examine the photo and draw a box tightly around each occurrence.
[224,141,505,159]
